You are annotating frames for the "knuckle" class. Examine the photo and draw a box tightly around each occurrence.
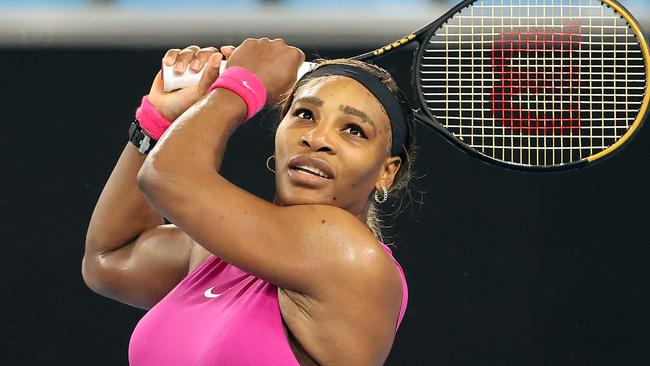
[289,46,302,57]
[179,47,199,55]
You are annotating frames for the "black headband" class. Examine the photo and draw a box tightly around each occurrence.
[299,64,409,156]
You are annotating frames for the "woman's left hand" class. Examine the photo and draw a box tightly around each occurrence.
[147,45,236,121]
[225,38,305,104]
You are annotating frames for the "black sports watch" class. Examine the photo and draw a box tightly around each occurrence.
[128,119,156,154]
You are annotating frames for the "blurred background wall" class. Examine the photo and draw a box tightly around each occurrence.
[2,1,649,365]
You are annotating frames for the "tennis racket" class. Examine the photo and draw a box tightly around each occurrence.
[164,0,649,171]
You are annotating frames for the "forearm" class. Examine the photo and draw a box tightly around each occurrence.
[85,143,165,255]
[137,89,247,219]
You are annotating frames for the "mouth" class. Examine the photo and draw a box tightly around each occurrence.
[287,155,335,185]
[291,165,331,179]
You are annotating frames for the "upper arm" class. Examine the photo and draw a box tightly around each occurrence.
[318,250,403,365]
[296,249,404,366]
[137,170,382,296]
[351,258,403,365]
[82,224,194,310]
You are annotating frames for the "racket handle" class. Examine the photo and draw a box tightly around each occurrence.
[162,60,315,92]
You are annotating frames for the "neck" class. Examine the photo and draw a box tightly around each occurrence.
[272,194,371,224]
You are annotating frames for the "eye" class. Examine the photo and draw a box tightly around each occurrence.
[343,124,367,138]
[294,108,313,120]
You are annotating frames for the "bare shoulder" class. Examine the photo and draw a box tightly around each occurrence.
[279,205,403,364]
[281,204,401,297]
[282,204,384,262]
[281,204,376,246]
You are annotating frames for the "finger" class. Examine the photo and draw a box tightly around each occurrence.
[190,46,218,72]
[220,45,236,58]
[197,52,224,94]
[173,45,200,75]
[162,49,181,66]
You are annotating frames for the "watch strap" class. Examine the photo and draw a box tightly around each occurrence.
[128,119,157,154]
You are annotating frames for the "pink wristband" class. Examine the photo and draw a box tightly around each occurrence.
[207,66,267,122]
[135,96,172,140]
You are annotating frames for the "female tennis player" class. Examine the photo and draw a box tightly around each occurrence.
[83,38,415,365]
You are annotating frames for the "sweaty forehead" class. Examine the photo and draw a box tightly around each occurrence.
[293,76,390,125]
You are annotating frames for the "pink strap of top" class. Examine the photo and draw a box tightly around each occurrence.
[380,243,409,330]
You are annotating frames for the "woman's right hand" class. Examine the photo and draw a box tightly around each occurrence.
[147,45,236,121]
[225,38,305,104]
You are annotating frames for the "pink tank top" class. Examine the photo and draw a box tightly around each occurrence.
[128,243,408,365]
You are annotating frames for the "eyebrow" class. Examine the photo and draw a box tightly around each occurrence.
[293,96,324,106]
[339,105,377,134]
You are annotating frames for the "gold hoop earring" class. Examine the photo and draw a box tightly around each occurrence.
[374,185,388,204]
[266,155,276,174]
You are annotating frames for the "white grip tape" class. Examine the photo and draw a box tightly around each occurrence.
[162,60,316,92]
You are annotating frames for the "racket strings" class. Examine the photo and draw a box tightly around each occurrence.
[419,0,647,167]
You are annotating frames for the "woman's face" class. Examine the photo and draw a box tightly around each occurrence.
[274,75,401,216]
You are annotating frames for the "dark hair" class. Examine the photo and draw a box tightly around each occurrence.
[277,58,417,241]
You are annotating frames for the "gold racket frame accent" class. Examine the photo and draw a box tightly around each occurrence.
[588,0,650,162]
[371,34,417,56]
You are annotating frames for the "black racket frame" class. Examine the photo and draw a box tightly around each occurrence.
[349,0,648,172]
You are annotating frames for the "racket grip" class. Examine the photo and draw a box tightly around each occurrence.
[162,60,315,92]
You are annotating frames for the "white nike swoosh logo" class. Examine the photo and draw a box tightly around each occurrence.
[242,80,253,91]
[203,287,222,298]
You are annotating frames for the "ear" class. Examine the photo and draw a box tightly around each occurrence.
[376,156,402,190]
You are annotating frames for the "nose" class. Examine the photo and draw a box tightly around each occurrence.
[300,123,337,154]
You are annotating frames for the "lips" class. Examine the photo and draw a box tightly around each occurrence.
[287,155,335,183]
[293,165,330,178]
